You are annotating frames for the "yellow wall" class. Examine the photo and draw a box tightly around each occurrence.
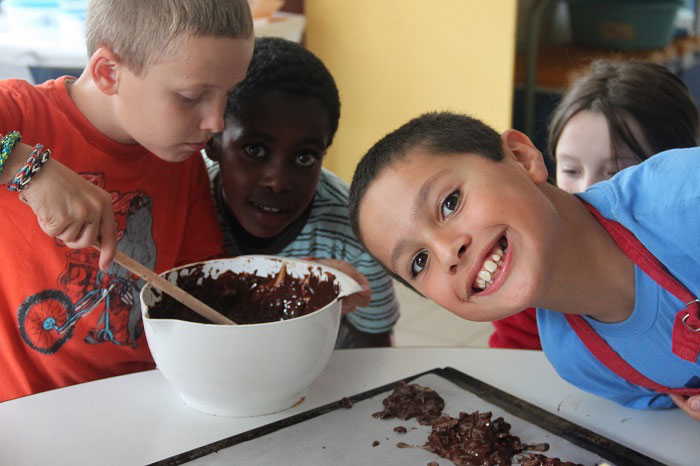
[305,0,517,182]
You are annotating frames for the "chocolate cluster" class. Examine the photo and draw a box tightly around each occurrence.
[372,381,446,425]
[373,381,584,466]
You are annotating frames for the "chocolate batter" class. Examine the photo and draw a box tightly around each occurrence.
[148,264,339,324]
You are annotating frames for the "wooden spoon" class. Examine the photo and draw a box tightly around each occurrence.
[272,263,287,287]
[110,249,236,326]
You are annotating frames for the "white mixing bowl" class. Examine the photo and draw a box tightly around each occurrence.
[140,255,359,417]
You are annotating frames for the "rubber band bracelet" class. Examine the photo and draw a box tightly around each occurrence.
[0,131,22,176]
[7,143,51,192]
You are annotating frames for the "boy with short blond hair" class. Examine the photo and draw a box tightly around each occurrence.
[0,0,253,401]
[348,111,700,421]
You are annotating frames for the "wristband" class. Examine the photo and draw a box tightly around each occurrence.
[0,131,22,176]
[7,143,51,192]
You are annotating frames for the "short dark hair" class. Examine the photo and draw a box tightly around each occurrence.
[547,59,699,167]
[212,36,340,146]
[348,111,502,290]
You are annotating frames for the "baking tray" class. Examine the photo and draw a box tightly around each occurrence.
[150,367,662,466]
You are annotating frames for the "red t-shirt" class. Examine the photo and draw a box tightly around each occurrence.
[0,78,224,401]
[489,308,542,350]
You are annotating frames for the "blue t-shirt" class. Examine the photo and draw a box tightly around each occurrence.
[538,147,700,409]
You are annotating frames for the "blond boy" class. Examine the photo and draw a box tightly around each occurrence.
[0,0,253,401]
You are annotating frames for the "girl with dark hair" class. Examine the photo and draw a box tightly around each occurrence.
[550,59,698,194]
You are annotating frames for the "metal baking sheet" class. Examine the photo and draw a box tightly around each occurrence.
[151,367,661,466]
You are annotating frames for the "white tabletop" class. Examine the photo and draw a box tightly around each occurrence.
[0,347,696,465]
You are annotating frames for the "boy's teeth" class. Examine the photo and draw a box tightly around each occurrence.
[254,202,280,213]
[473,239,508,291]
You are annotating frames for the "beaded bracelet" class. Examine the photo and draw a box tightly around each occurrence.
[0,131,22,176]
[7,143,51,192]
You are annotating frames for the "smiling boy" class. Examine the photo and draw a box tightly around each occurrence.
[348,112,700,420]
[0,0,253,401]
[206,38,399,347]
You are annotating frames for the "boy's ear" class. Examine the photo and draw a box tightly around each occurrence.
[500,129,548,184]
[87,47,121,96]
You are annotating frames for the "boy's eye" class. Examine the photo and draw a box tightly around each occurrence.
[295,152,319,168]
[441,191,460,219]
[177,92,203,103]
[243,144,267,159]
[410,251,428,278]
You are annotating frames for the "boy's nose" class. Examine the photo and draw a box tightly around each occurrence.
[434,233,470,274]
[260,160,289,192]
[200,113,225,134]
[200,99,226,134]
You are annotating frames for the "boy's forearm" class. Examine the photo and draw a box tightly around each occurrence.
[0,140,34,185]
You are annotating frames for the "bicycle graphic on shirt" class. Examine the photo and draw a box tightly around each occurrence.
[17,273,134,355]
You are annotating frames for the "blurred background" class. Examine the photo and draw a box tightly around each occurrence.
[0,0,697,180]
[1,0,697,347]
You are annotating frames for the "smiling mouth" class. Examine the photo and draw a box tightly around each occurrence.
[472,236,508,292]
[250,201,290,214]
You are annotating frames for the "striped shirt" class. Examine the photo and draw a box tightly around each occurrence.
[207,160,400,334]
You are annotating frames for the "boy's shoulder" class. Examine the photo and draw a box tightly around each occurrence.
[1,77,60,98]
[1,78,46,109]
[1,77,68,119]
[314,168,351,206]
[296,169,354,235]
[580,147,700,266]
[585,147,700,205]
[634,146,700,176]
[638,146,697,174]
[1,78,33,93]
[289,169,375,259]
